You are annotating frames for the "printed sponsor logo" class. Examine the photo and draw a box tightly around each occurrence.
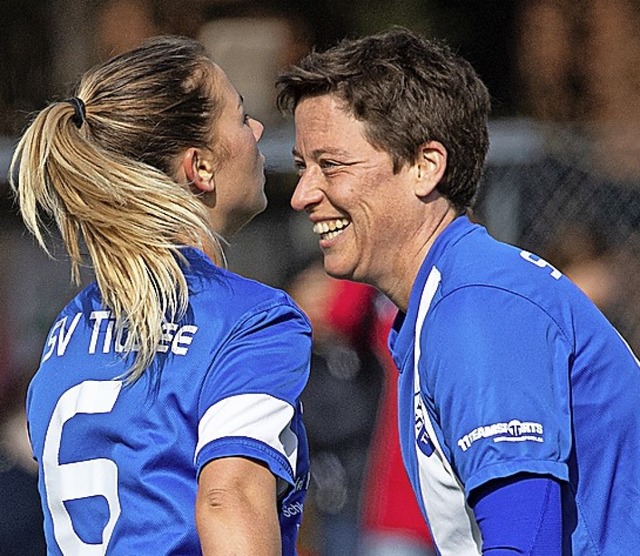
[282,501,304,518]
[281,472,308,520]
[457,419,544,452]
[416,424,435,457]
[414,393,435,457]
[293,472,310,493]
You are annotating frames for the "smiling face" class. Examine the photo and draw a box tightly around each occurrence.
[291,94,431,296]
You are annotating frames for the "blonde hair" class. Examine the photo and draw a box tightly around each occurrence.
[10,36,225,382]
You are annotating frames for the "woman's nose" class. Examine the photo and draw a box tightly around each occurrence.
[249,117,264,141]
[290,168,324,212]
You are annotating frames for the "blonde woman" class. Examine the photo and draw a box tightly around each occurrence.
[11,36,311,555]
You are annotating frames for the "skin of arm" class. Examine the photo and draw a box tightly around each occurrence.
[196,456,281,555]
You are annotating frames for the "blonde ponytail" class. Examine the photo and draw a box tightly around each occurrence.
[10,37,226,382]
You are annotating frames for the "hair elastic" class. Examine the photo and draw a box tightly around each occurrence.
[66,97,86,129]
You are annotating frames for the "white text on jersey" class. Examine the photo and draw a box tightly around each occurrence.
[42,311,198,362]
[457,419,544,452]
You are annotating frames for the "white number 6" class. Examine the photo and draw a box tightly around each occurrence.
[42,380,123,555]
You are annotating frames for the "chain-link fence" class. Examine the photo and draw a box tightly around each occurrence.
[2,119,640,379]
[228,119,640,356]
[474,120,640,354]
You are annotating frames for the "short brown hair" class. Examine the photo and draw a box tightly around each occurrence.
[277,28,491,212]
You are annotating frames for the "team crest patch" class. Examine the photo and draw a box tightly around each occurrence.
[457,419,544,452]
[414,393,435,456]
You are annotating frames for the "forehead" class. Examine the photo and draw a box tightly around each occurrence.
[293,94,374,156]
[209,63,241,107]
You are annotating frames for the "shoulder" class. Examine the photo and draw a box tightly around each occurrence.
[213,268,308,325]
[419,224,599,353]
[435,224,583,313]
[181,248,309,326]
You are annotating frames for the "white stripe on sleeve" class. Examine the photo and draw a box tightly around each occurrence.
[195,393,298,474]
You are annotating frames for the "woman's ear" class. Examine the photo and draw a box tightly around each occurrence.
[181,148,215,192]
[414,140,447,198]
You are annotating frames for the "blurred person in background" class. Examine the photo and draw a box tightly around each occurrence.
[356,290,436,556]
[288,261,435,556]
[542,221,640,363]
[11,35,310,555]
[287,261,383,556]
[540,221,628,317]
[0,378,46,555]
[277,27,640,555]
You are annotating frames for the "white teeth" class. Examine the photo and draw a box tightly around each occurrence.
[323,230,342,240]
[313,218,350,237]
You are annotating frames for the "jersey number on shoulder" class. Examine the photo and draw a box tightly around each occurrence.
[42,380,123,555]
[520,250,562,280]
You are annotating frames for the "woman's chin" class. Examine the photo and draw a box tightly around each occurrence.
[224,202,268,237]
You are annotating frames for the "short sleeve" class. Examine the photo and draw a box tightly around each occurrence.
[194,299,311,487]
[423,286,572,496]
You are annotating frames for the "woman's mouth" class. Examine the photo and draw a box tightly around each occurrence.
[312,218,351,240]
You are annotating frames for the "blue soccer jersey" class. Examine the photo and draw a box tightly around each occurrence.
[26,247,311,555]
[390,216,640,555]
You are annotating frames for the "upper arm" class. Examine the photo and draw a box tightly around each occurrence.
[195,301,311,487]
[424,287,572,492]
[196,456,280,555]
[194,301,311,553]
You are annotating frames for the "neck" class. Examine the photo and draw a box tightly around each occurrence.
[382,203,459,313]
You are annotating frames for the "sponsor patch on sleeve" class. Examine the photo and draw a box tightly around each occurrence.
[457,419,544,452]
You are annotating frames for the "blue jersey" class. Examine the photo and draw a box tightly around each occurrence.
[26,247,311,555]
[390,216,640,555]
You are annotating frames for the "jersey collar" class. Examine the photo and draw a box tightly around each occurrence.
[388,215,477,373]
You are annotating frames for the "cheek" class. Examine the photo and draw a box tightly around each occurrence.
[355,173,396,219]
[240,128,259,155]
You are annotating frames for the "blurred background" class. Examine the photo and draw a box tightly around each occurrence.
[1,1,640,555]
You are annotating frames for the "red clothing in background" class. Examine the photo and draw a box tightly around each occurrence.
[326,280,433,546]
